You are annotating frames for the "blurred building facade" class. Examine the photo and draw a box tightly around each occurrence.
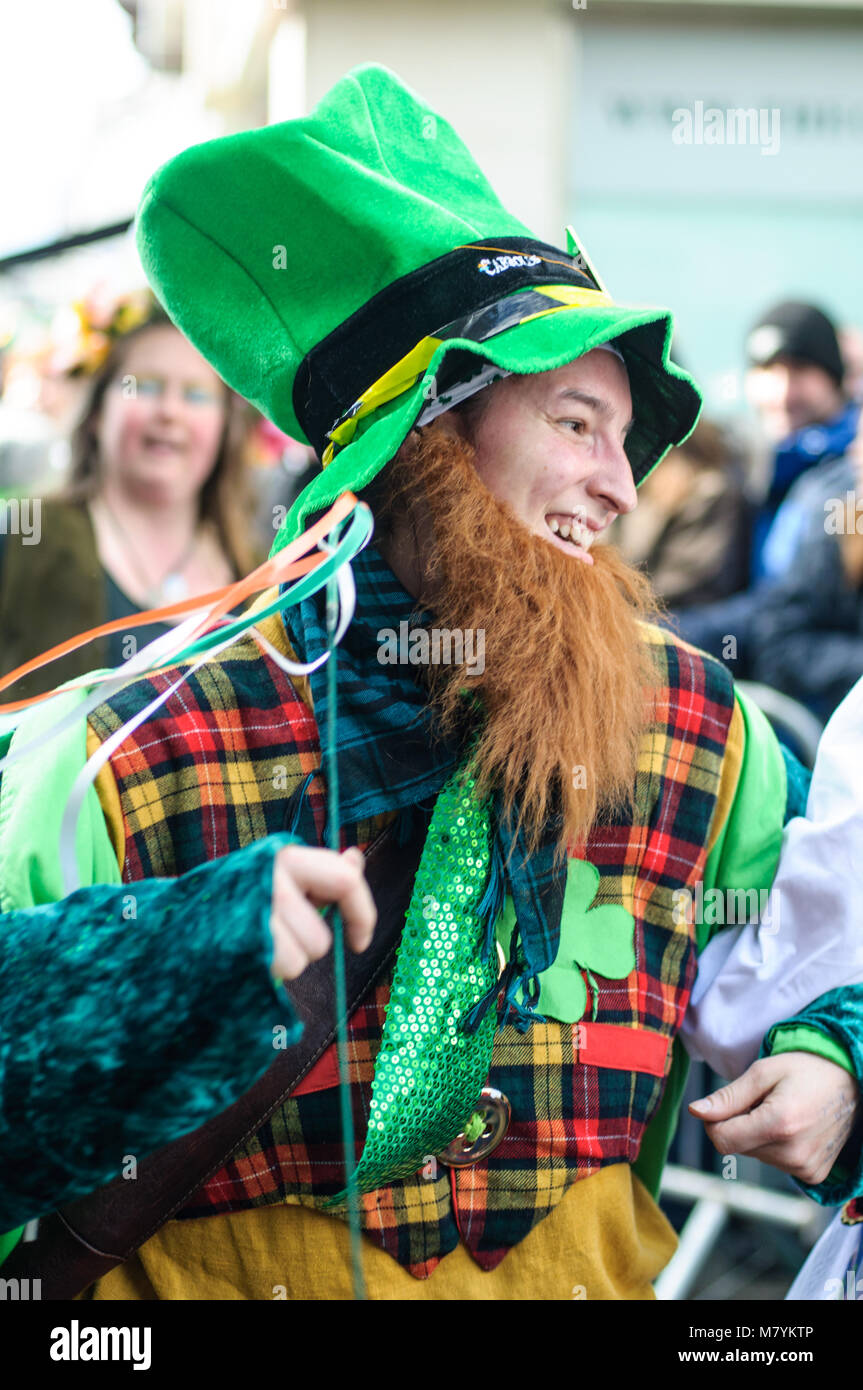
[3,0,863,425]
[288,0,863,416]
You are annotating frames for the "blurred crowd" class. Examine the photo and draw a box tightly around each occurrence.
[2,283,862,737]
[612,299,863,731]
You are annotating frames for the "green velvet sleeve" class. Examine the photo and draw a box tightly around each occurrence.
[0,830,303,1245]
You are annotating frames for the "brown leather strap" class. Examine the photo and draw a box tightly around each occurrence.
[3,814,425,1299]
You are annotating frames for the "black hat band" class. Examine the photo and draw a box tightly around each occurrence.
[293,237,600,455]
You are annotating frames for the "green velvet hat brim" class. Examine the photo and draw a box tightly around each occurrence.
[273,302,701,552]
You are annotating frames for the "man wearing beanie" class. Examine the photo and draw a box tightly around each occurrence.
[675,299,859,671]
[747,305,863,719]
[748,301,845,414]
[745,300,857,579]
[1,66,863,1301]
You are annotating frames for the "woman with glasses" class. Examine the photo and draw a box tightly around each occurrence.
[0,307,259,698]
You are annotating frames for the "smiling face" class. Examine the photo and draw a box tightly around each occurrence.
[460,348,638,565]
[94,324,227,506]
[374,409,659,856]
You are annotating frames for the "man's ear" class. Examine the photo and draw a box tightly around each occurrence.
[433,409,467,442]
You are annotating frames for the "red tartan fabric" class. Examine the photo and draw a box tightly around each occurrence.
[88,640,326,881]
[89,623,736,1276]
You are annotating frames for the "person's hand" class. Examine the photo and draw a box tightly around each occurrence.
[269,844,376,980]
[689,1052,861,1185]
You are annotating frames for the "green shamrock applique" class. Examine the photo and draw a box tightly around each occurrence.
[495,858,636,1024]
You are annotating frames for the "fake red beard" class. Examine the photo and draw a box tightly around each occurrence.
[375,424,662,856]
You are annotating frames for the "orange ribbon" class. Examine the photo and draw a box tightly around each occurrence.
[0,493,358,714]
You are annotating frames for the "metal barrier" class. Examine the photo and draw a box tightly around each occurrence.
[736,680,824,770]
[655,1165,823,1301]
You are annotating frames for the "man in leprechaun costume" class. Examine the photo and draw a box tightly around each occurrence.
[2,64,863,1300]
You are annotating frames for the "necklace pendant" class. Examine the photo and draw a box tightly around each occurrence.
[161,573,189,603]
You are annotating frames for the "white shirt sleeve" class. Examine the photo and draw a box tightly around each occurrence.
[680,676,863,1080]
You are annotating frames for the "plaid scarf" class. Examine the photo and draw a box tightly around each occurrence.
[284,544,565,1026]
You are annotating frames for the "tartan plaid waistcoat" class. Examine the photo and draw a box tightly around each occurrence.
[89,623,736,1278]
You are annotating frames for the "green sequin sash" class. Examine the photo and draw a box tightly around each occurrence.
[327,763,499,1201]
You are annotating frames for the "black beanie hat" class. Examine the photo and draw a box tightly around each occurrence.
[746,301,844,386]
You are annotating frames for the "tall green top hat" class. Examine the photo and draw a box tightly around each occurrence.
[135,63,701,549]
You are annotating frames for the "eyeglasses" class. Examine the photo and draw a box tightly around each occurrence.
[112,374,222,407]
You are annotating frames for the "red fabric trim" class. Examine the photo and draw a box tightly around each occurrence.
[576,1022,669,1078]
[293,1023,671,1098]
[291,1044,341,1096]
